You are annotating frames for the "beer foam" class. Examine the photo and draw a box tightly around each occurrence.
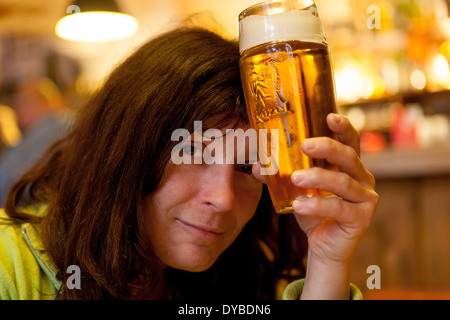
[239,6,325,54]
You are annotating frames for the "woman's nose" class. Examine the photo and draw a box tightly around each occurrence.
[200,164,235,212]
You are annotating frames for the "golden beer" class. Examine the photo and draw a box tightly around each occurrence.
[239,1,338,214]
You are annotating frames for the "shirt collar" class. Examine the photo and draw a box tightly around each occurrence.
[21,221,62,291]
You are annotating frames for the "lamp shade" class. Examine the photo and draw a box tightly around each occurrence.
[70,0,121,13]
[55,0,138,42]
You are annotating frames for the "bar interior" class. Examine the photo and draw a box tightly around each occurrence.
[0,0,450,300]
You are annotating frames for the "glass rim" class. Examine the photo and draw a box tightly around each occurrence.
[239,0,316,21]
[238,0,324,54]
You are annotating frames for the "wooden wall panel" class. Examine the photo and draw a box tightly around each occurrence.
[421,177,450,289]
[351,178,423,294]
[350,176,450,297]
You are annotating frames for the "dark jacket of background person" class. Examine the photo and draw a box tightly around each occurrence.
[0,79,70,205]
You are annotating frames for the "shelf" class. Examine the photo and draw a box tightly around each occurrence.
[361,143,450,179]
[338,90,450,111]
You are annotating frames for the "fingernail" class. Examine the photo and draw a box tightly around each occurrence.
[291,170,306,184]
[302,139,313,151]
[292,199,303,211]
[332,113,342,124]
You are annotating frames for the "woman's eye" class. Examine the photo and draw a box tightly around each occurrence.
[238,164,253,175]
[181,144,205,164]
[182,145,200,156]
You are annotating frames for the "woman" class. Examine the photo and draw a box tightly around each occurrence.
[0,26,378,300]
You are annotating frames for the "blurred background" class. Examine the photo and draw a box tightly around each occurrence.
[0,0,449,299]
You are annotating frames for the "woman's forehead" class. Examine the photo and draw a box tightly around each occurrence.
[201,116,250,132]
[202,122,251,138]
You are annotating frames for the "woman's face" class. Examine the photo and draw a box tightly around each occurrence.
[142,125,263,272]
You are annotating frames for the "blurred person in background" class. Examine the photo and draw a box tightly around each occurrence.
[0,78,71,205]
[0,104,22,155]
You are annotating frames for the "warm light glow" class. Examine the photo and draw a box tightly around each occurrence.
[440,41,450,59]
[410,69,426,91]
[335,63,380,103]
[381,60,400,95]
[371,75,386,98]
[432,54,450,86]
[267,7,287,15]
[335,65,362,103]
[346,107,366,131]
[360,78,374,100]
[0,105,22,147]
[56,12,138,42]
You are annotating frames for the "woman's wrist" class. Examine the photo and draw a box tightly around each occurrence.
[300,251,352,300]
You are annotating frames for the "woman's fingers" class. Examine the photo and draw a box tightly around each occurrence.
[292,196,374,230]
[291,167,379,233]
[326,113,361,156]
[301,137,375,190]
[292,167,374,203]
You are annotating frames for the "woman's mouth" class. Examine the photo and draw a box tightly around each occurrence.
[177,219,224,239]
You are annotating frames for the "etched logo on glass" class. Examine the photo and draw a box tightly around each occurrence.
[248,58,293,123]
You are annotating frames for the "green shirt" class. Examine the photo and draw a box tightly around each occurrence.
[0,208,60,299]
[0,208,362,300]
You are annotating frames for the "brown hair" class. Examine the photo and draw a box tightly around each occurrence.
[4,26,306,299]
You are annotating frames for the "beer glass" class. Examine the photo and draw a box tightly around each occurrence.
[239,0,338,214]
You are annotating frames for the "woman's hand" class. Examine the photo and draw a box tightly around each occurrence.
[252,113,379,299]
[291,113,379,299]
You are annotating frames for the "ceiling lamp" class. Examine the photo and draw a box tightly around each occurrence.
[55,0,139,42]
